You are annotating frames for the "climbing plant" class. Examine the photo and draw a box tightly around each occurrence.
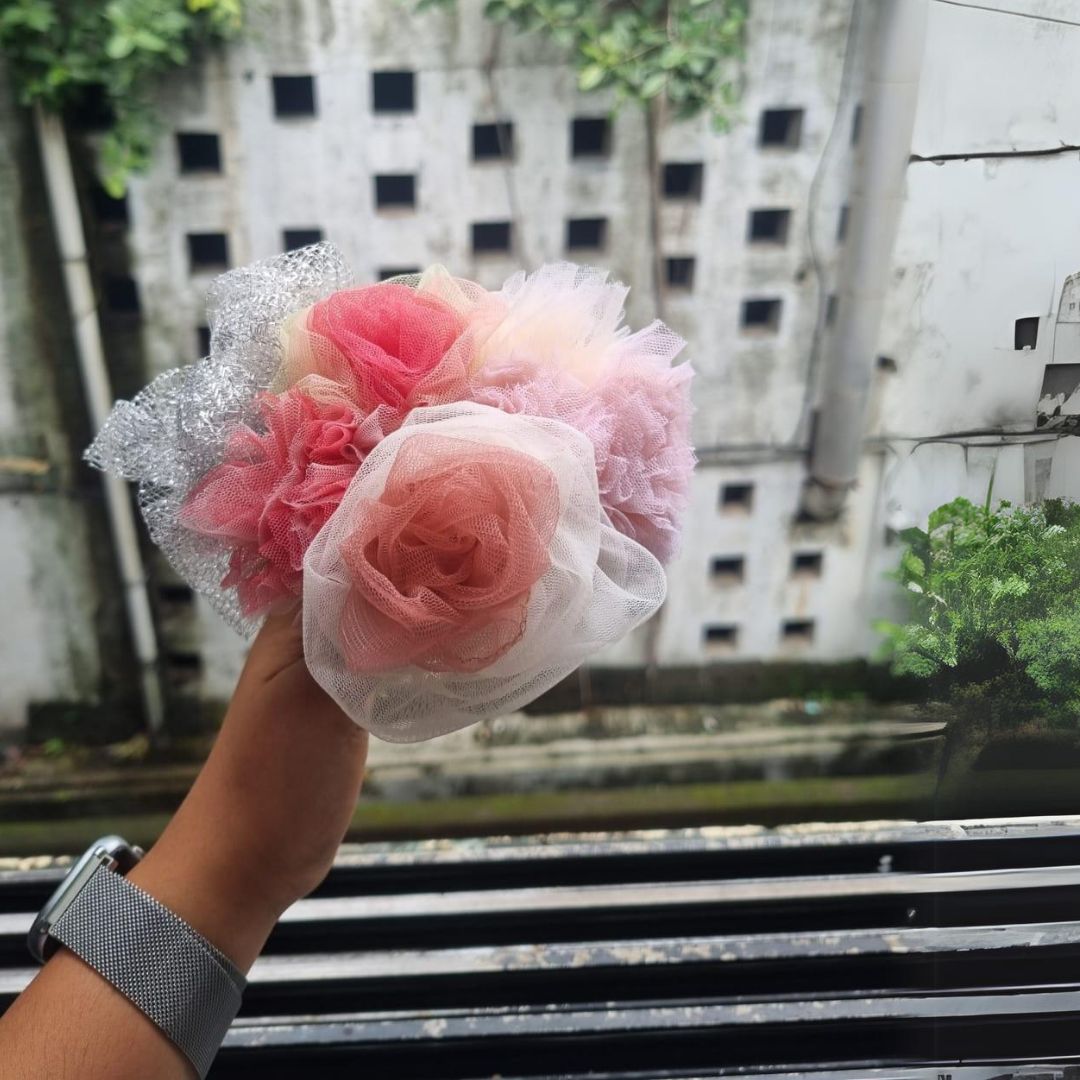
[420,0,748,127]
[0,0,243,195]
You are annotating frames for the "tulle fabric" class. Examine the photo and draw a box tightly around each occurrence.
[303,403,667,741]
[338,434,559,673]
[85,243,691,741]
[178,381,399,617]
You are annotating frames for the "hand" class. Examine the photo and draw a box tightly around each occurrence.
[128,608,370,968]
[1,611,370,1079]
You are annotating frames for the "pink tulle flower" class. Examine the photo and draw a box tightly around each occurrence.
[280,284,471,412]
[471,358,694,564]
[337,434,560,674]
[179,388,398,616]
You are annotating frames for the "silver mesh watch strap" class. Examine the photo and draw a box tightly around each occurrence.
[49,864,247,1078]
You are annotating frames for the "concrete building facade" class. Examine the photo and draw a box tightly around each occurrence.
[2,0,1079,731]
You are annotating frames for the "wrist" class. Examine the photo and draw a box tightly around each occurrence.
[126,826,284,972]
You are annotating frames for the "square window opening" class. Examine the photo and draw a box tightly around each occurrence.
[375,174,416,209]
[665,257,695,290]
[283,228,323,251]
[104,276,140,314]
[741,298,782,334]
[472,221,512,254]
[704,624,739,649]
[566,217,607,251]
[748,208,791,245]
[90,184,128,227]
[710,556,746,584]
[187,232,229,271]
[663,161,704,200]
[177,132,221,173]
[571,117,611,158]
[759,108,804,148]
[782,618,816,644]
[373,71,415,113]
[473,122,514,161]
[791,551,824,578]
[272,75,316,117]
[720,482,754,513]
[1015,316,1039,350]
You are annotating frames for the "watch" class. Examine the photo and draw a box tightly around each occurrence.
[28,835,246,1078]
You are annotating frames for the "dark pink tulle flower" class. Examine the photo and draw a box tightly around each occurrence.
[179,388,398,616]
[281,284,471,412]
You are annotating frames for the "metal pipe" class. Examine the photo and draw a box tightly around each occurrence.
[33,103,166,735]
[801,0,929,520]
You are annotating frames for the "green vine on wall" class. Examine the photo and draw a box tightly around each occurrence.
[0,0,243,195]
[419,0,748,127]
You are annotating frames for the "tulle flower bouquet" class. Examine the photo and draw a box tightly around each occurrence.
[87,244,694,741]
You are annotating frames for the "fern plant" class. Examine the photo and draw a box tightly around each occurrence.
[875,496,1080,727]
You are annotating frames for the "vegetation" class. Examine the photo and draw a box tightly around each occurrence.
[876,495,1080,727]
[437,0,750,127]
[0,0,243,195]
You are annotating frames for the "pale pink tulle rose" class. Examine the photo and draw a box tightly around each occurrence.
[179,388,398,616]
[471,358,694,565]
[337,434,560,674]
[280,283,472,412]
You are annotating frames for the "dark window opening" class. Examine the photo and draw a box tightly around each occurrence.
[741,298,782,333]
[663,162,704,200]
[177,132,221,173]
[825,293,838,326]
[472,221,512,254]
[1015,316,1039,351]
[373,71,415,113]
[375,174,416,209]
[66,84,113,131]
[851,103,864,147]
[283,228,323,251]
[158,583,195,606]
[877,355,898,373]
[196,325,211,357]
[720,482,754,512]
[90,184,128,227]
[704,624,739,647]
[566,217,607,251]
[710,556,746,583]
[378,267,421,281]
[759,108,804,148]
[272,75,316,117]
[792,551,824,577]
[837,205,850,243]
[165,651,203,684]
[473,122,514,161]
[187,232,229,271]
[748,208,791,245]
[104,276,140,314]
[665,257,696,290]
[782,619,816,643]
[571,117,611,158]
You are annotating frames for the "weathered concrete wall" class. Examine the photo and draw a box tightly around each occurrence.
[0,70,130,735]
[4,0,1080,728]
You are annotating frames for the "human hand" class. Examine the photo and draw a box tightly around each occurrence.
[127,609,369,969]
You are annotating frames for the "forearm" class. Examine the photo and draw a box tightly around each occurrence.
[0,614,367,1079]
[0,803,282,1079]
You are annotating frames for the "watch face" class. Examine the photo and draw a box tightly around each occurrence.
[27,836,141,964]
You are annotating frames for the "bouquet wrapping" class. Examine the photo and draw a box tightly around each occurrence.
[87,244,694,741]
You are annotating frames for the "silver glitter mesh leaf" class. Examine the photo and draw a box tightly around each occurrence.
[85,243,354,633]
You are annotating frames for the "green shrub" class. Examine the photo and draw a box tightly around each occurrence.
[875,496,1080,727]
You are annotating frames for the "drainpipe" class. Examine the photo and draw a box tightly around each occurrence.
[34,104,166,736]
[800,0,929,520]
